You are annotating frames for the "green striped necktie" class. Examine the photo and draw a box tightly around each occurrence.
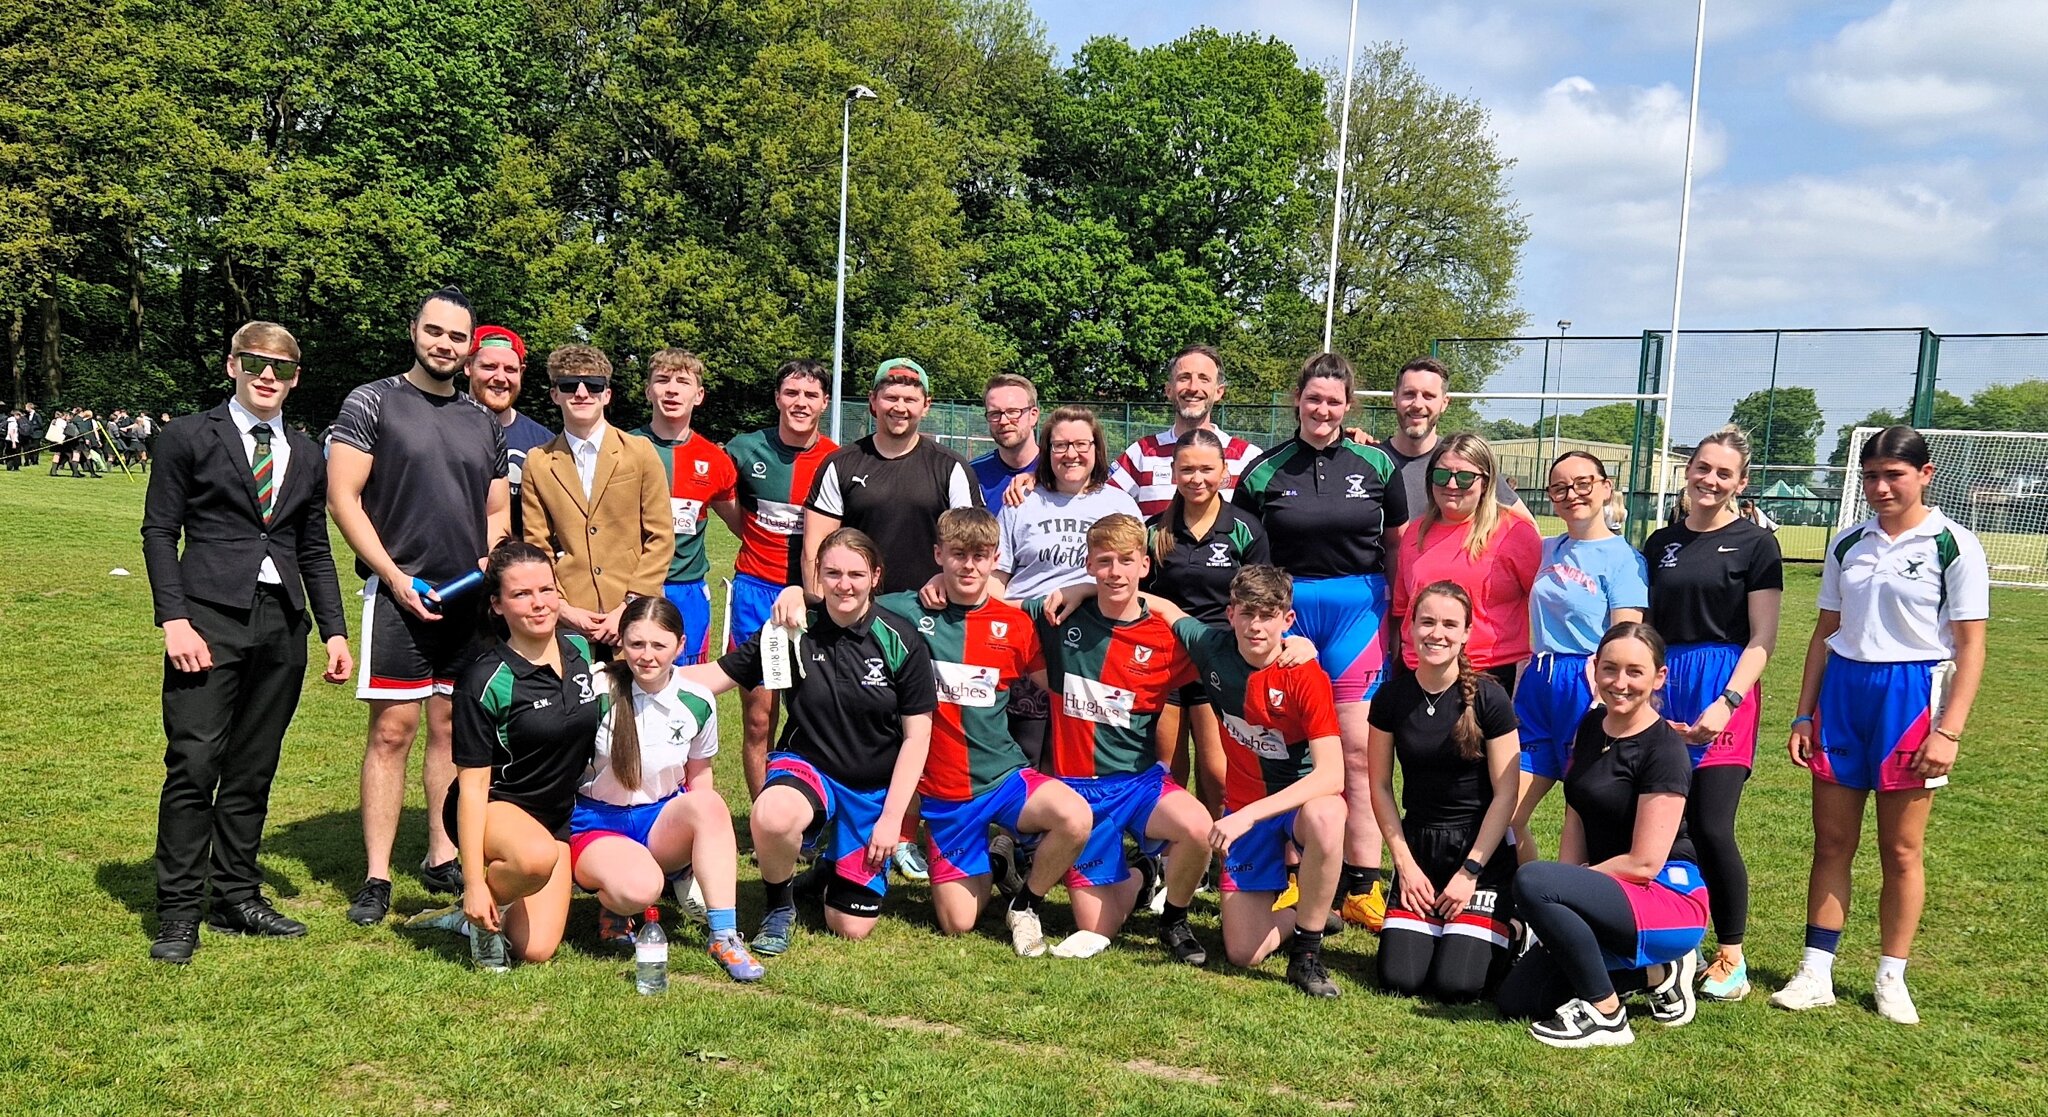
[252,424,276,524]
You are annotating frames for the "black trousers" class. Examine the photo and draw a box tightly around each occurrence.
[155,585,310,919]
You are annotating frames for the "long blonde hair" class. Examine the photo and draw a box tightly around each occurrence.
[1415,432,1503,561]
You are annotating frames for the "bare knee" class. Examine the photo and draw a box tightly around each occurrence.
[1813,821,1862,864]
[505,841,559,884]
[1226,941,1268,969]
[517,940,559,964]
[1879,835,1924,877]
[1297,797,1346,844]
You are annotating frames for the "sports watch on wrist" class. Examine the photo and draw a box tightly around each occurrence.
[1460,858,1485,877]
[1720,687,1745,710]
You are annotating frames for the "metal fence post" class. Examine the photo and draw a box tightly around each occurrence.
[1627,330,1663,547]
[1914,329,1940,427]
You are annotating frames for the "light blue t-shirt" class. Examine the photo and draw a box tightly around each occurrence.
[1529,535,1650,656]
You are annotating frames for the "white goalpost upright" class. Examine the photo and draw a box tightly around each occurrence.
[1837,426,2048,589]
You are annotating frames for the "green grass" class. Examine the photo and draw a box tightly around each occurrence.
[3,468,2046,1116]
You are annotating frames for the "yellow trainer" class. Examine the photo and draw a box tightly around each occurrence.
[1340,879,1387,933]
[1271,874,1300,913]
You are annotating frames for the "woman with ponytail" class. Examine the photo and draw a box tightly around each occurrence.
[569,595,762,981]
[1367,581,1521,1002]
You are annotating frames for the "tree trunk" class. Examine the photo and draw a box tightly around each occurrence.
[8,307,23,406]
[39,288,60,402]
[223,254,251,323]
[126,226,145,357]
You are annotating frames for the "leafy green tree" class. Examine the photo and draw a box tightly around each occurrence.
[1728,386,1824,466]
[1966,380,2048,432]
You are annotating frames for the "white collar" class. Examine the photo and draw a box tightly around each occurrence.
[228,397,283,440]
[566,424,607,457]
[632,674,678,711]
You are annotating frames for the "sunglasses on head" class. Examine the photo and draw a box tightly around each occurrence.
[1430,467,1486,489]
[235,352,299,381]
[553,376,610,396]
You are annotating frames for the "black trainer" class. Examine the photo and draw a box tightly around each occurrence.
[150,919,200,964]
[987,832,1024,897]
[1161,920,1207,967]
[347,878,393,926]
[1286,949,1341,998]
[208,898,308,938]
[419,857,464,896]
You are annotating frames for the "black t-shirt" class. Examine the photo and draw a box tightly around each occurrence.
[1234,435,1397,579]
[330,375,509,585]
[1142,501,1270,625]
[719,606,938,788]
[1641,517,1783,645]
[1562,711,1696,867]
[450,635,605,833]
[1368,669,1518,828]
[1383,439,1522,529]
[802,435,981,594]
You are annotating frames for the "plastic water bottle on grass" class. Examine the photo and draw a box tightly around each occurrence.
[634,907,667,995]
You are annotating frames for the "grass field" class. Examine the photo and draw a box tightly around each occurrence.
[3,467,2045,1116]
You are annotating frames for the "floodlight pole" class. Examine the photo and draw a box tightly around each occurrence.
[831,85,878,444]
[1552,319,1571,462]
[1654,0,1707,522]
[1321,0,1360,354]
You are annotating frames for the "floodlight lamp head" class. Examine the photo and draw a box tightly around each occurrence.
[848,85,878,102]
[1557,319,1572,331]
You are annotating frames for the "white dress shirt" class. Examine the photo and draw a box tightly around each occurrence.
[566,424,607,501]
[228,397,288,585]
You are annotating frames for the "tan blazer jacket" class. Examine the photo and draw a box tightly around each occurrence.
[520,425,674,612]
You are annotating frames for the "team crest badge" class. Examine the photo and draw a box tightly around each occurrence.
[694,460,709,475]
[990,621,1009,639]
[1659,542,1683,569]
[1345,474,1367,498]
[1208,542,1231,566]
[1133,646,1154,665]
[860,658,887,685]
[1269,687,1285,708]
[751,461,768,477]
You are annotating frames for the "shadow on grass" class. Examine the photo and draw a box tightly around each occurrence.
[266,806,431,897]
[96,857,313,932]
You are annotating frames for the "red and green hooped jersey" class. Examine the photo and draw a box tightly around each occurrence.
[725,428,837,584]
[1022,597,1194,779]
[1170,617,1340,811]
[876,591,1044,800]
[630,426,737,583]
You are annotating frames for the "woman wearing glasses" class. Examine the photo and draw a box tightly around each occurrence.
[1509,453,1648,862]
[1388,433,1543,692]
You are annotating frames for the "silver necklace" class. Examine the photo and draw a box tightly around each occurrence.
[1421,682,1455,716]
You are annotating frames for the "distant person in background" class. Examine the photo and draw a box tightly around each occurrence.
[971,374,1040,507]
[22,402,43,467]
[467,325,553,540]
[1739,500,1778,533]
[4,409,19,469]
[141,321,353,963]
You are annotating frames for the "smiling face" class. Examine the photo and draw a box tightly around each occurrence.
[468,344,523,415]
[1047,419,1097,493]
[1167,351,1224,425]
[1086,545,1149,608]
[411,298,473,381]
[1546,456,1612,529]
[620,617,681,690]
[550,374,612,428]
[870,383,929,439]
[228,346,298,418]
[1227,603,1294,663]
[984,383,1037,452]
[776,374,825,438]
[1594,634,1666,719]
[1409,590,1471,672]
[936,539,998,603]
[1686,441,1748,515]
[1173,442,1226,506]
[1861,456,1934,517]
[1394,367,1448,441]
[1430,451,1487,523]
[490,560,561,642]
[818,543,878,625]
[1295,375,1350,444]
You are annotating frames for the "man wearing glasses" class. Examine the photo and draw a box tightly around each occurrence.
[143,322,354,962]
[971,374,1040,507]
[328,286,511,926]
[519,344,673,651]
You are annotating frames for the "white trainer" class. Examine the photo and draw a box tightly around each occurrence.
[1005,906,1049,958]
[1873,974,1920,1025]
[1768,963,1838,1011]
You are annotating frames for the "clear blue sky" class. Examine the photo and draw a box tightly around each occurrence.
[1029,0,2046,340]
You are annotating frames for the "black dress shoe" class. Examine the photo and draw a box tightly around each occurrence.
[151,919,200,964]
[207,898,308,938]
[347,878,393,925]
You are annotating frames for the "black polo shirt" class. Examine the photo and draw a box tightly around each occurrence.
[1234,435,1396,579]
[1143,501,1270,625]
[450,634,606,836]
[719,606,937,789]
[1368,669,1518,829]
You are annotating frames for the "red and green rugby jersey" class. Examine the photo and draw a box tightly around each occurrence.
[1171,617,1340,812]
[1020,598,1194,779]
[725,428,837,583]
[630,426,738,583]
[877,591,1043,801]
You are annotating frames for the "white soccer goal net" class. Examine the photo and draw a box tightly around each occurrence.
[1836,426,2048,589]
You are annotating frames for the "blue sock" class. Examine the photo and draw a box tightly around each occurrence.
[1804,924,1842,954]
[708,907,737,935]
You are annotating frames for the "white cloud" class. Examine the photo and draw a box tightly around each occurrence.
[1796,0,2048,143]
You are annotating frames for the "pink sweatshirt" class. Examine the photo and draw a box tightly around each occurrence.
[1391,514,1543,670]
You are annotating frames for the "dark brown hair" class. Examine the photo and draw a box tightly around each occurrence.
[1034,406,1110,493]
[1229,564,1293,614]
[1413,580,1485,761]
[1150,428,1227,565]
[602,596,688,792]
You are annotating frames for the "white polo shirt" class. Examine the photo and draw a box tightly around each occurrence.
[1819,507,1989,662]
[579,674,720,806]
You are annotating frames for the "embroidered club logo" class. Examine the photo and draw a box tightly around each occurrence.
[670,723,688,743]
[694,460,709,476]
[574,673,597,704]
[860,658,887,685]
[1903,558,1927,577]
[1345,473,1367,498]
[1269,687,1285,709]
[1133,646,1154,665]
[990,621,1009,639]
[751,461,768,477]
[1208,542,1232,566]
[1064,626,1082,649]
[1659,542,1683,569]
[917,615,936,634]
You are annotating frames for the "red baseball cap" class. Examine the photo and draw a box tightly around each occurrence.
[472,325,526,364]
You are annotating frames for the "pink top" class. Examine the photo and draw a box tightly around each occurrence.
[1391,514,1543,670]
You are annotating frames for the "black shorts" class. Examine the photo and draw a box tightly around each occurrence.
[443,789,573,843]
[1387,819,1517,940]
[355,575,485,701]
[1162,680,1212,709]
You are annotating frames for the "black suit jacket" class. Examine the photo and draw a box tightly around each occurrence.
[141,403,348,640]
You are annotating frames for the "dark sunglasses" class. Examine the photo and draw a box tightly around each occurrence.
[553,376,611,396]
[235,352,299,381]
[1430,467,1487,489]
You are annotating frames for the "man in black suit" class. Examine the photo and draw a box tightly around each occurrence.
[141,321,354,963]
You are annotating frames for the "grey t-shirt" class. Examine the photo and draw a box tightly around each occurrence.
[997,485,1143,600]
[1382,438,1521,528]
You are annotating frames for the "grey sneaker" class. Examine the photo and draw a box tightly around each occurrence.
[470,925,511,973]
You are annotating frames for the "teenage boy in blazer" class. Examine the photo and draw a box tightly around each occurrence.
[141,321,353,963]
[520,343,672,649]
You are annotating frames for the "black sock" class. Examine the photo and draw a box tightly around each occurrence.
[1009,885,1044,915]
[763,876,794,911]
[1342,864,1383,898]
[1291,927,1324,956]
[1161,901,1189,927]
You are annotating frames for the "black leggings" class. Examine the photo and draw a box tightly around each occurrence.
[1687,765,1749,946]
[1494,862,1650,1019]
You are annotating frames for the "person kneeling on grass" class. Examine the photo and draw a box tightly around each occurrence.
[1147,565,1347,998]
[413,542,601,972]
[674,528,934,955]
[878,508,1093,957]
[1369,581,1522,1003]
[1493,622,1707,1047]
[569,595,761,981]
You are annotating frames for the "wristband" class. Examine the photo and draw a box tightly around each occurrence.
[1791,714,1814,728]
[1930,726,1961,743]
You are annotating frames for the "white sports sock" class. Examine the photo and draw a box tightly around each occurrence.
[1876,955,1908,984]
[1800,947,1836,978]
